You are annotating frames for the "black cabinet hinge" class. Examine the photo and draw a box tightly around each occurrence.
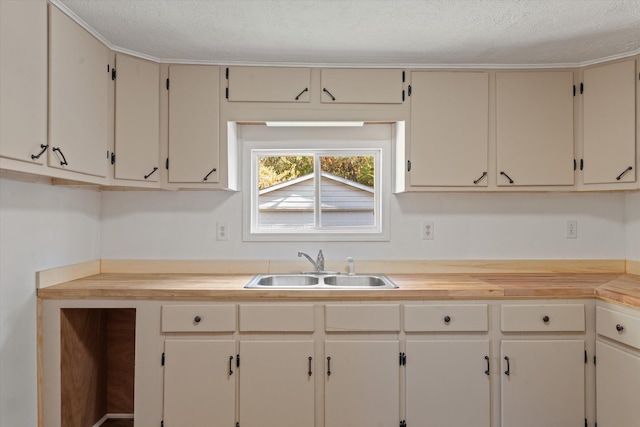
[580,82,584,94]
[574,159,577,171]
[107,64,110,72]
[112,68,116,81]
[585,350,587,364]
[161,421,163,427]
[402,90,405,102]
[236,354,240,368]
[573,85,576,96]
[226,87,229,99]
[166,78,170,90]
[161,352,165,366]
[236,422,240,427]
[407,160,411,172]
[408,84,412,96]
[226,67,229,79]
[594,355,597,365]
[399,352,406,366]
[165,158,169,170]
[580,159,584,170]
[111,152,116,165]
[400,420,406,427]
[585,418,588,427]
[402,71,405,83]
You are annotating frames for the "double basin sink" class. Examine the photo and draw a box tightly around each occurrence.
[244,273,398,290]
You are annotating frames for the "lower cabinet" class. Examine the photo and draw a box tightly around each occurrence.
[163,339,236,427]
[406,340,491,427]
[500,340,585,427]
[239,340,315,427]
[324,340,400,427]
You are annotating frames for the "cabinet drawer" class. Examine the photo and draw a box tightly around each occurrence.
[325,304,400,332]
[404,304,488,332]
[501,304,585,332]
[239,304,315,332]
[162,304,236,332]
[597,307,640,350]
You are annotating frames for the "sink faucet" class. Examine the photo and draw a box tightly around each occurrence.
[298,250,324,272]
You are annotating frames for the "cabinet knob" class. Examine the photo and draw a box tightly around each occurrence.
[542,315,550,323]
[616,324,624,332]
[194,316,202,323]
[443,316,451,323]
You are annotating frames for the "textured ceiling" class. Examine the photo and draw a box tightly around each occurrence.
[56,0,640,66]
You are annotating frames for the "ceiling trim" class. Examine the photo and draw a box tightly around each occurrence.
[49,0,640,69]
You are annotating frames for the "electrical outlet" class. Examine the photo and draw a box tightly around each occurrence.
[216,222,228,241]
[422,221,435,240]
[566,220,577,239]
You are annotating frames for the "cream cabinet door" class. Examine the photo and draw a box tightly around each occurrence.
[595,340,640,427]
[114,54,160,182]
[239,341,315,427]
[168,65,220,183]
[227,66,311,102]
[582,60,636,184]
[496,71,574,186]
[320,69,405,104]
[0,0,47,164]
[163,339,236,427]
[409,72,489,187]
[501,340,585,427]
[325,340,400,427]
[406,340,490,427]
[49,6,110,177]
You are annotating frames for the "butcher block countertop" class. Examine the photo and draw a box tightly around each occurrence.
[37,272,640,308]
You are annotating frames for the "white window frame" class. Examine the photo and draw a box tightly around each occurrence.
[241,124,391,242]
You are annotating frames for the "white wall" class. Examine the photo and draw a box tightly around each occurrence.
[0,177,101,427]
[101,190,627,261]
[626,192,640,261]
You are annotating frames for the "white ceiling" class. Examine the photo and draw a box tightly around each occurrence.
[56,0,640,66]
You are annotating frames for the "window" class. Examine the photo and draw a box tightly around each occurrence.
[241,124,391,241]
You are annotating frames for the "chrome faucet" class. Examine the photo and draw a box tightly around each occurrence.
[298,250,325,272]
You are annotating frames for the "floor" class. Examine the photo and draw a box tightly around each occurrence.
[102,419,134,427]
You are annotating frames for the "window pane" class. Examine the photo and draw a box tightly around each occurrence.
[257,155,315,229]
[319,156,375,227]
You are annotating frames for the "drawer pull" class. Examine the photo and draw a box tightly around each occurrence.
[194,316,202,323]
[308,356,313,377]
[443,316,451,324]
[542,315,550,323]
[228,356,234,375]
[327,356,331,376]
[616,324,624,332]
[504,356,510,376]
[484,356,490,376]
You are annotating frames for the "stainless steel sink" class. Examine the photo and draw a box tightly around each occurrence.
[244,274,397,289]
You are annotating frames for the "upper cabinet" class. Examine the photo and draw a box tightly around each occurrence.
[409,71,489,187]
[167,65,220,184]
[49,6,110,178]
[581,60,636,185]
[320,69,405,104]
[496,71,575,186]
[226,66,311,103]
[114,54,160,182]
[0,0,48,165]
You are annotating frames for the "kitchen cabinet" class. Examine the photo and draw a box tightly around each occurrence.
[409,71,489,187]
[595,304,640,427]
[582,60,636,185]
[0,0,48,165]
[114,54,160,182]
[226,66,311,103]
[496,71,574,186]
[500,303,586,427]
[167,65,220,183]
[239,341,315,427]
[49,5,110,178]
[163,339,236,427]
[320,68,405,104]
[406,340,490,427]
[324,340,400,427]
